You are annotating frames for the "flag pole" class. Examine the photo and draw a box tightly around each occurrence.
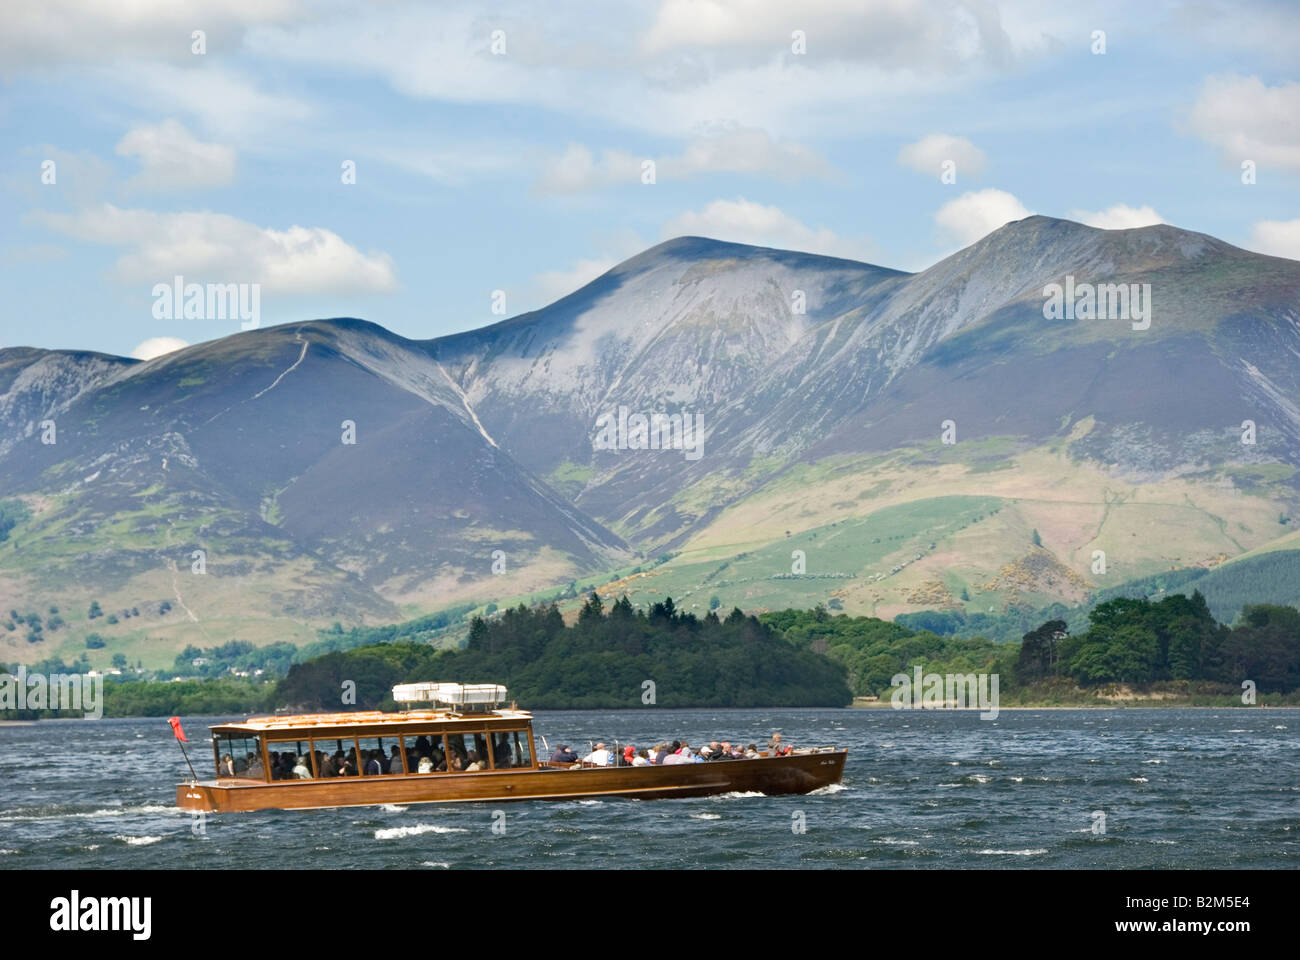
[169,717,200,783]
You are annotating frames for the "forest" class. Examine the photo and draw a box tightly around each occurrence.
[275,594,853,710]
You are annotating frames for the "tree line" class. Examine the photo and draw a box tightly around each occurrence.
[275,593,853,710]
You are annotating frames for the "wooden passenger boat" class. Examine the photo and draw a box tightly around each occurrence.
[174,683,847,813]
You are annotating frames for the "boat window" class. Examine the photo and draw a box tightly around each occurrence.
[214,734,265,780]
[489,732,513,768]
[509,730,533,769]
[311,735,360,777]
[267,741,310,780]
[356,736,395,776]
[489,730,531,769]
[406,733,440,774]
[444,731,490,771]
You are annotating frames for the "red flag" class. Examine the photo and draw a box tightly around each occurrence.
[168,717,188,742]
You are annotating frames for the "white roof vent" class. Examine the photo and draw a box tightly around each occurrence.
[392,682,507,710]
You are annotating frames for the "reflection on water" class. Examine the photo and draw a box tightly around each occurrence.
[0,708,1296,868]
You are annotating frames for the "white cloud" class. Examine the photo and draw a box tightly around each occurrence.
[364,143,519,185]
[243,3,1055,139]
[131,337,190,361]
[641,0,1023,70]
[1068,204,1164,230]
[660,197,873,260]
[670,125,836,181]
[535,144,644,193]
[35,204,397,295]
[1187,73,1300,172]
[116,119,236,191]
[1248,217,1300,261]
[934,189,1032,247]
[1169,2,1300,63]
[533,257,620,303]
[0,0,303,70]
[535,127,834,193]
[103,63,315,142]
[897,134,987,179]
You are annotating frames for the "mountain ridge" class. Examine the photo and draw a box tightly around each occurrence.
[2,215,1298,665]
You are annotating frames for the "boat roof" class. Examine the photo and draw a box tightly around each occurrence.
[212,708,533,737]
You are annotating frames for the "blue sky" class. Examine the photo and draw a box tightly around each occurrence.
[2,0,1298,360]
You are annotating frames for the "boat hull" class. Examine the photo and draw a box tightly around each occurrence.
[176,750,846,813]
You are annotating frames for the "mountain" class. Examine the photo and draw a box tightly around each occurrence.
[3,216,1299,667]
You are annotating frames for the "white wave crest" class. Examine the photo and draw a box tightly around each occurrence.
[976,848,1046,856]
[375,824,469,840]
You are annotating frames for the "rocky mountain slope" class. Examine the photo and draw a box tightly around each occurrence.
[2,215,1298,664]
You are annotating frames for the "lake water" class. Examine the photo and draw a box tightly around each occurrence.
[1,708,1296,869]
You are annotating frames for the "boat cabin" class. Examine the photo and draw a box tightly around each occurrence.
[208,683,537,782]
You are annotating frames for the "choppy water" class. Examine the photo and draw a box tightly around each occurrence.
[1,708,1296,868]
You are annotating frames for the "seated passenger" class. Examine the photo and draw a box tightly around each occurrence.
[582,743,611,766]
[623,745,637,766]
[388,745,404,774]
[550,744,579,764]
[233,753,248,774]
[246,754,265,780]
[745,744,760,758]
[318,753,336,778]
[292,755,312,779]
[662,745,692,765]
[337,755,355,777]
[768,733,789,756]
[365,751,382,776]
[448,753,465,772]
[465,750,486,772]
[632,749,650,767]
[219,753,235,777]
[418,754,434,774]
